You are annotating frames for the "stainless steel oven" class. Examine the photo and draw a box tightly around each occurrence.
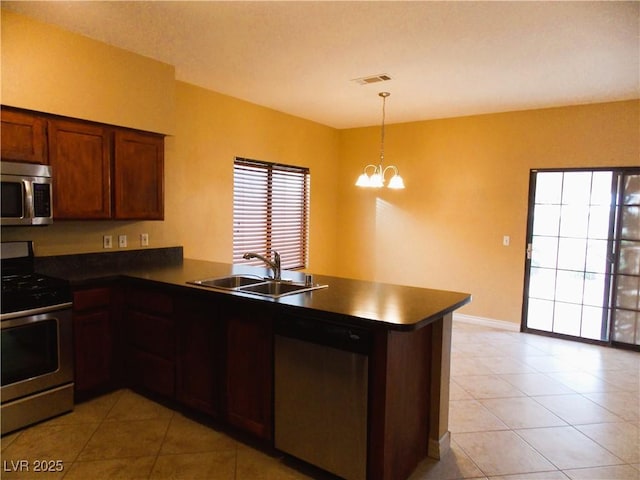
[1,306,74,434]
[1,241,74,434]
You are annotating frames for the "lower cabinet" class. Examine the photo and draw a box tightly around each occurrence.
[72,287,116,396]
[124,288,176,398]
[176,296,222,417]
[224,301,274,440]
[81,284,274,442]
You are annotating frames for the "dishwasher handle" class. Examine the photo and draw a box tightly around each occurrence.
[275,316,371,355]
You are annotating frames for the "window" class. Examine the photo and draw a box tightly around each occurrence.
[233,158,310,270]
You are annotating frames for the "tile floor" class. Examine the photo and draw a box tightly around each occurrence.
[1,320,638,480]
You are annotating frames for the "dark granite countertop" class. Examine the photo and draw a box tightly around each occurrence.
[36,249,471,331]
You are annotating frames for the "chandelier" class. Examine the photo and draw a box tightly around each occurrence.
[355,92,405,189]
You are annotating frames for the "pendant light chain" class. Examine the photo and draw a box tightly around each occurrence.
[380,92,387,166]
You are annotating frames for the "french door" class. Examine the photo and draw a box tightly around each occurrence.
[522,168,640,348]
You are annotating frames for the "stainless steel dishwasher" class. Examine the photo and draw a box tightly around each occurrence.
[274,316,370,480]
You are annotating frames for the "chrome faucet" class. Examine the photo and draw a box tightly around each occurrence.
[243,250,281,281]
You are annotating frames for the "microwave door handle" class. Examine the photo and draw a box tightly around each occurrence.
[23,180,34,219]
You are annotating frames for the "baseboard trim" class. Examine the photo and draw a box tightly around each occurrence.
[453,313,520,332]
[427,430,451,460]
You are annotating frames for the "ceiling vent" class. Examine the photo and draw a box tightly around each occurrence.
[351,74,392,85]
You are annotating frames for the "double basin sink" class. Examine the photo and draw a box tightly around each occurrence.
[188,275,328,298]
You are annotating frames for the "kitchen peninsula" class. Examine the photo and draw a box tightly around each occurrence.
[38,249,471,480]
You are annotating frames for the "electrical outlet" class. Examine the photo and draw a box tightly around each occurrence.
[103,235,113,249]
[140,233,149,247]
[118,235,127,248]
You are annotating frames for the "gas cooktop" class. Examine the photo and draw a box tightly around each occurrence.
[1,242,72,316]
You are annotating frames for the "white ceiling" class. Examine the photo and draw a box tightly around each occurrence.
[3,1,639,129]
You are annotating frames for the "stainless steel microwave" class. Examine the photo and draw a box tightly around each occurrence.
[1,161,53,226]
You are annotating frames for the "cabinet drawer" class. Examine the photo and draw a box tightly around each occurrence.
[126,290,173,316]
[127,310,175,359]
[74,287,111,311]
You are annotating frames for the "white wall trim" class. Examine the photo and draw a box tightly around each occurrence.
[453,313,520,332]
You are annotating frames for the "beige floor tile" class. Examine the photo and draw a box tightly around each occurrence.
[592,369,640,392]
[450,379,474,400]
[235,444,315,480]
[150,451,236,480]
[453,342,504,358]
[516,426,624,470]
[407,441,486,479]
[45,390,124,426]
[563,464,640,480]
[546,371,622,394]
[1,422,99,464]
[485,344,550,361]
[532,394,624,425]
[454,430,555,476]
[583,391,640,422]
[450,400,509,433]
[62,456,156,480]
[487,472,569,480]
[520,356,582,373]
[105,389,175,422]
[576,422,640,463]
[552,351,621,373]
[476,356,537,375]
[77,418,170,461]
[452,357,495,376]
[480,397,567,429]
[499,373,575,396]
[453,375,527,399]
[0,430,21,451]
[588,353,640,372]
[159,414,237,455]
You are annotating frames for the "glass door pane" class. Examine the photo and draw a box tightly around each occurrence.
[612,173,640,345]
[524,170,614,341]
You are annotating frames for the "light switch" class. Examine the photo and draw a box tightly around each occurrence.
[103,235,113,249]
[118,235,127,248]
[140,233,149,247]
[503,235,510,247]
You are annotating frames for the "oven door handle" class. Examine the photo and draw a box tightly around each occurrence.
[0,302,73,321]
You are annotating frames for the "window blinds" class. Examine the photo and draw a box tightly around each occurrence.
[233,158,310,270]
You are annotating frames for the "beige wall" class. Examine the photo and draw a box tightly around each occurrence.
[1,10,175,134]
[2,10,638,326]
[336,101,640,323]
[171,81,341,273]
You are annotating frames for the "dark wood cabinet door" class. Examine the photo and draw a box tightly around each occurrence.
[114,130,164,220]
[73,288,113,394]
[1,108,47,164]
[48,119,111,219]
[126,348,175,398]
[225,305,273,440]
[176,299,221,417]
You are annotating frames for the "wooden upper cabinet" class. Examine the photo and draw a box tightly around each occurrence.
[1,108,47,164]
[1,106,164,220]
[48,119,112,219]
[114,130,164,220]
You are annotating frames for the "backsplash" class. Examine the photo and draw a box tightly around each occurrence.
[35,246,183,279]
